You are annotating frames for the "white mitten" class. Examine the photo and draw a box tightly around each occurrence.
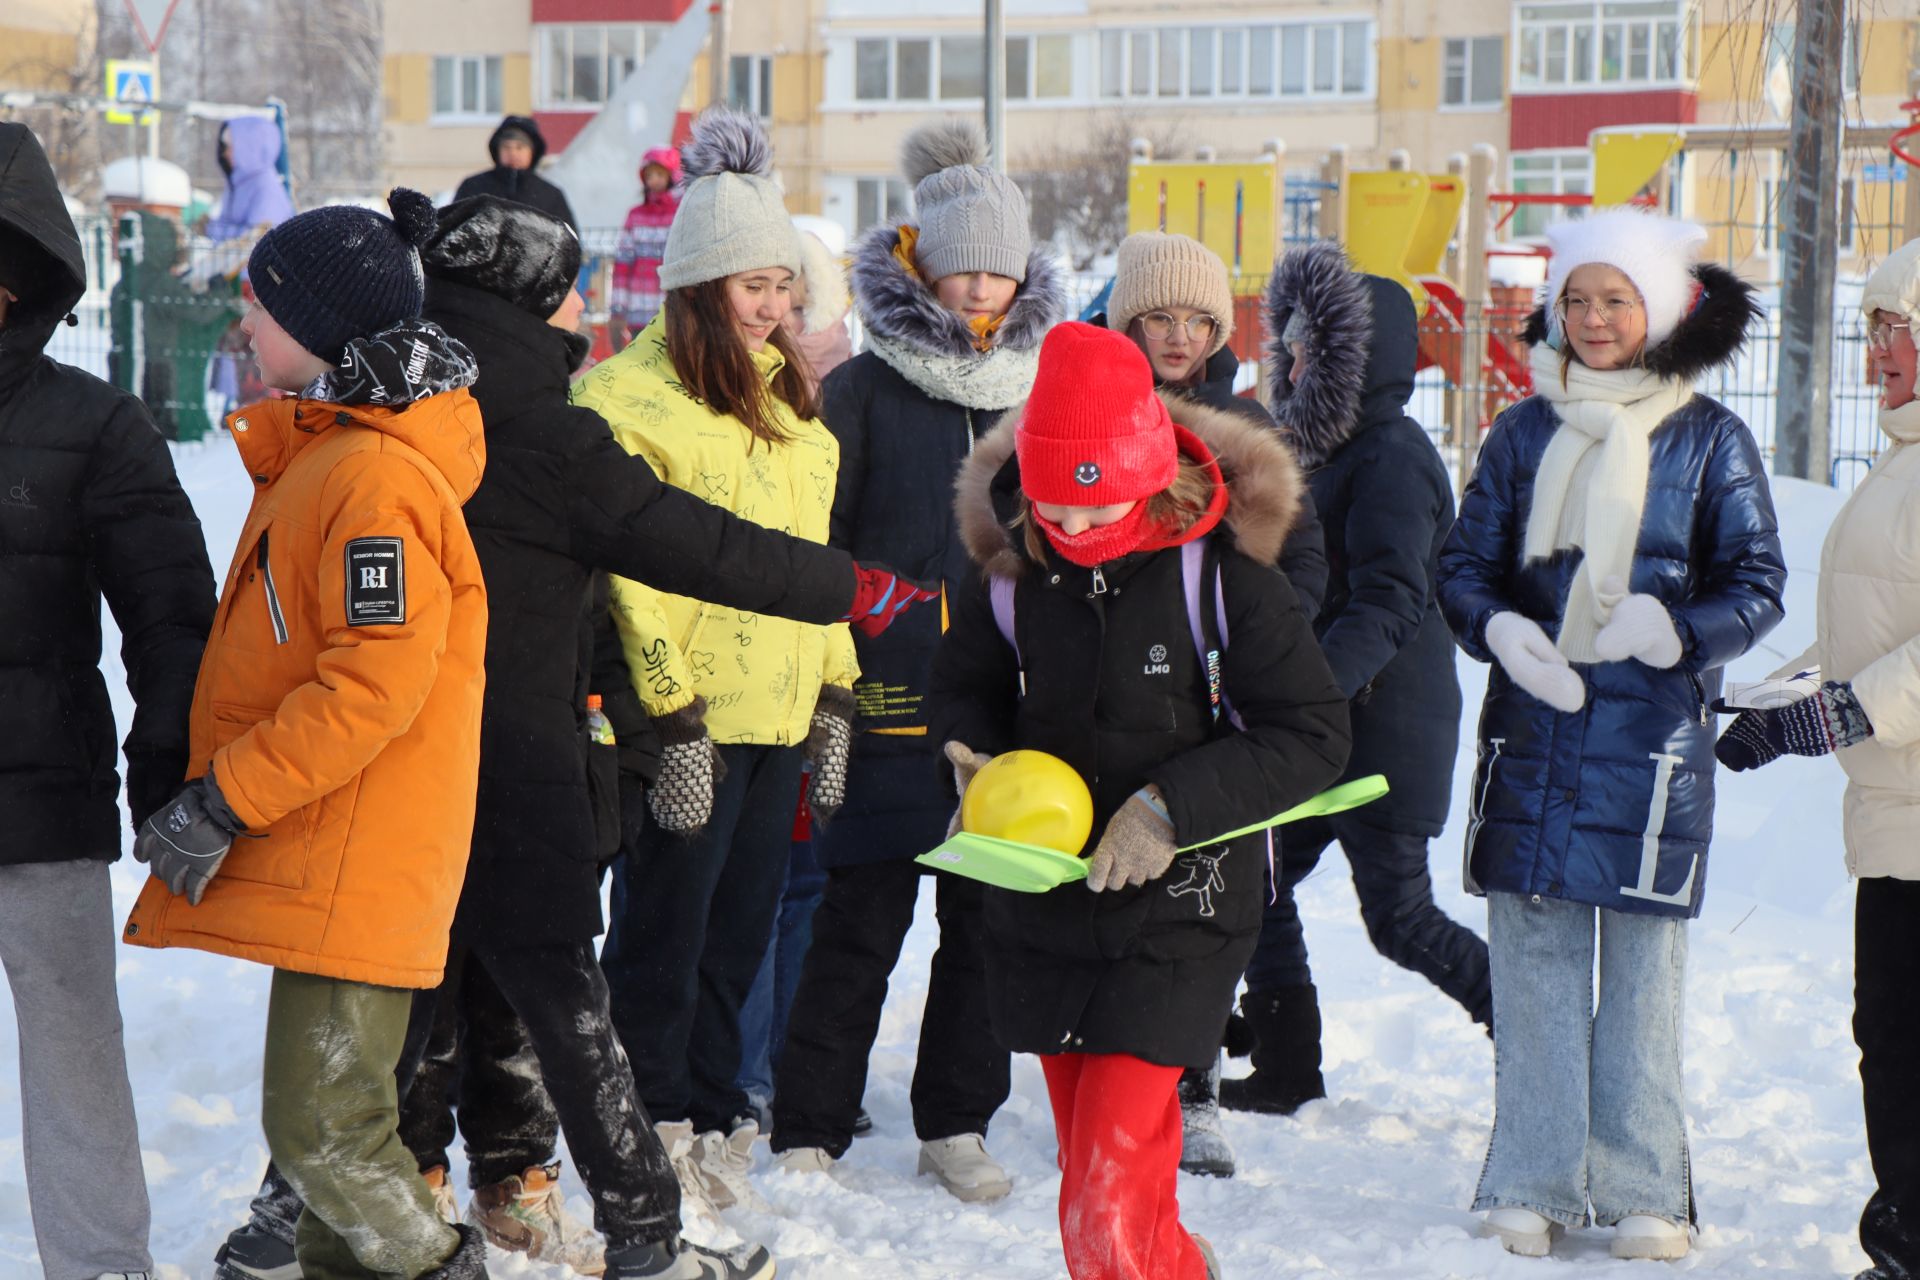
[1485,612,1586,713]
[1592,576,1683,669]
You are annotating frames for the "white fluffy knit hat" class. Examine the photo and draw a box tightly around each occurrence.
[659,107,803,291]
[1542,209,1708,348]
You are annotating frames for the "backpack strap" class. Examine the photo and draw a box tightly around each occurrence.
[1182,537,1243,731]
[988,574,1026,696]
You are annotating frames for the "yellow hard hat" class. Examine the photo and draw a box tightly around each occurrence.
[960,750,1094,856]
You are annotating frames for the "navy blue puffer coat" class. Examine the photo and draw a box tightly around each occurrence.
[1438,265,1785,919]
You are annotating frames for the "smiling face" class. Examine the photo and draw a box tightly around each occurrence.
[241,302,331,391]
[725,268,796,352]
[932,271,1018,323]
[1032,498,1139,535]
[1873,307,1918,409]
[1560,263,1648,371]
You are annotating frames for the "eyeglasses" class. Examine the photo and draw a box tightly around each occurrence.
[1140,312,1218,342]
[1869,320,1912,351]
[1557,295,1639,326]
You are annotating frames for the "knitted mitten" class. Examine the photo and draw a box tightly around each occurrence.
[1715,681,1875,771]
[647,698,724,834]
[1592,579,1684,668]
[804,684,857,824]
[942,741,994,839]
[1086,787,1178,892]
[1485,612,1586,713]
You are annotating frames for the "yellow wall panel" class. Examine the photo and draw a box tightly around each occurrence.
[0,28,81,89]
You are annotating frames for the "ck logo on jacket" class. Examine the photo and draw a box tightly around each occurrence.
[3,479,33,508]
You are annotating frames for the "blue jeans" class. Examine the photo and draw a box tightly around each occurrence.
[737,838,827,1114]
[1473,891,1692,1228]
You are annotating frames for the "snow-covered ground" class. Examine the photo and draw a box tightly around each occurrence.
[0,444,1879,1279]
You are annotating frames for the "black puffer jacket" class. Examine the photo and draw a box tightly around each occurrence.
[813,229,1066,869]
[1265,247,1462,836]
[0,123,215,862]
[1090,312,1329,618]
[453,116,578,230]
[928,393,1350,1067]
[422,278,857,942]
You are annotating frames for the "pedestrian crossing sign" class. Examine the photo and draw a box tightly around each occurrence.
[106,60,158,126]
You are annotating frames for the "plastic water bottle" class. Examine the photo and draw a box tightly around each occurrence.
[586,694,615,746]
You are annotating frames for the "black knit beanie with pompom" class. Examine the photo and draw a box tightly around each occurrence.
[249,187,437,364]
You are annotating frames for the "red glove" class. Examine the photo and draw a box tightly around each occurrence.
[845,564,937,638]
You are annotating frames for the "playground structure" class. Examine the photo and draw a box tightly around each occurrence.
[1126,95,1920,489]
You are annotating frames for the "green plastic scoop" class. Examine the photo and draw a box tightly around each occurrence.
[915,774,1391,892]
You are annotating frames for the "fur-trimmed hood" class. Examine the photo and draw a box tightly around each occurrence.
[1520,260,1761,383]
[850,224,1066,359]
[1263,241,1417,470]
[954,390,1305,581]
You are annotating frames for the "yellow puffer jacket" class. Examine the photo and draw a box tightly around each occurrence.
[572,314,857,744]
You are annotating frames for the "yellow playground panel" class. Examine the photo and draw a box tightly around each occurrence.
[1127,157,1286,289]
[1592,128,1685,208]
[1339,171,1464,315]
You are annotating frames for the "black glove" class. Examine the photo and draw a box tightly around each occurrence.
[804,684,857,825]
[133,774,247,905]
[1715,681,1875,772]
[648,697,724,835]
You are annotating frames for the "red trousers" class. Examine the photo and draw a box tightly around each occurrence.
[1041,1052,1209,1280]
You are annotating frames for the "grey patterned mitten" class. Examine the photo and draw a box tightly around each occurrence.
[804,684,857,825]
[648,698,724,835]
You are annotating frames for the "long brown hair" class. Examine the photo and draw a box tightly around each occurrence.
[663,277,820,448]
[1015,454,1221,563]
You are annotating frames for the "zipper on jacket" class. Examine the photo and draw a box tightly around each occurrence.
[258,534,289,645]
[1090,566,1109,596]
[1686,671,1707,727]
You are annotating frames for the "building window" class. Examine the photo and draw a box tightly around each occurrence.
[1516,1,1693,91]
[1099,21,1374,101]
[1510,150,1592,237]
[1444,36,1503,106]
[538,24,661,108]
[432,55,502,121]
[1006,34,1073,100]
[730,54,772,118]
[855,177,912,233]
[856,34,1070,104]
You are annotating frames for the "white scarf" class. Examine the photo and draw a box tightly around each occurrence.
[1523,344,1693,661]
[866,329,1041,412]
[1880,397,1920,447]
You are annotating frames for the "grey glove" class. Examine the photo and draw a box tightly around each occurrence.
[942,741,994,840]
[1086,786,1178,893]
[804,684,857,825]
[648,698,724,835]
[133,774,247,906]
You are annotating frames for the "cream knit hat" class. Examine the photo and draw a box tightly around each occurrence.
[659,106,803,291]
[1542,208,1707,348]
[1106,232,1234,358]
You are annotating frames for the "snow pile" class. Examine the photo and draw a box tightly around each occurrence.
[0,455,1876,1277]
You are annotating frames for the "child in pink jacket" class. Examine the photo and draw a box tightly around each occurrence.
[610,147,680,348]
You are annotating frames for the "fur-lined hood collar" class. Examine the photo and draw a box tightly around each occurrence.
[954,391,1305,581]
[1520,260,1761,383]
[1263,241,1418,469]
[851,224,1067,359]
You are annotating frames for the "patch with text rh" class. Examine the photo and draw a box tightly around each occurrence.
[344,537,406,626]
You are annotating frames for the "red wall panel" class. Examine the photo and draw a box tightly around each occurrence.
[532,0,692,23]
[1509,90,1698,152]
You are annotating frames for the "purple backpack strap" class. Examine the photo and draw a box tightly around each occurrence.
[989,575,1021,669]
[1180,538,1243,731]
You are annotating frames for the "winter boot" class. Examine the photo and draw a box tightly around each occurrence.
[1218,985,1327,1116]
[1484,1207,1559,1257]
[772,1146,836,1174]
[424,1165,459,1224]
[656,1120,738,1253]
[603,1237,775,1280]
[694,1119,768,1211]
[466,1161,607,1275]
[1178,1054,1236,1178]
[213,1225,299,1280]
[1611,1214,1690,1260]
[918,1133,1012,1203]
[1194,1235,1221,1280]
[852,1107,874,1137]
[420,1224,491,1279]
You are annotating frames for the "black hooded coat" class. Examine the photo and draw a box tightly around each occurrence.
[0,123,216,861]
[454,116,578,230]
[1264,246,1462,836]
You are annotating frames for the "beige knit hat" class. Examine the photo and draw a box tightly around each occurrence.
[1106,232,1234,358]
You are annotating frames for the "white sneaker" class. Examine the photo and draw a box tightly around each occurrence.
[465,1161,606,1275]
[917,1134,1012,1203]
[695,1119,769,1212]
[772,1146,836,1174]
[1612,1214,1690,1260]
[1485,1206,1559,1256]
[656,1118,733,1246]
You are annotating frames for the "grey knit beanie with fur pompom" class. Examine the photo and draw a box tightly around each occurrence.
[659,106,803,290]
[901,120,1030,283]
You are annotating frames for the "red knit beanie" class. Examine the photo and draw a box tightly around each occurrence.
[1017,321,1178,506]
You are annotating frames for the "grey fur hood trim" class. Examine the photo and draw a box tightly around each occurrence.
[1263,240,1373,469]
[680,105,773,180]
[954,390,1306,581]
[850,224,1066,359]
